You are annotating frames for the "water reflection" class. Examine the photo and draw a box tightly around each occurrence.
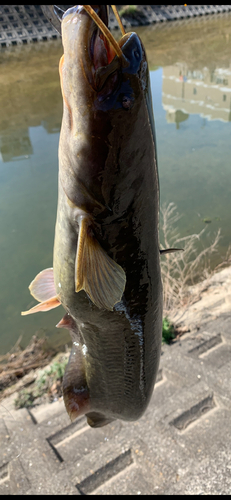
[135,11,231,71]
[0,40,63,163]
[163,64,231,126]
[0,40,68,355]
[0,15,231,354]
[135,12,231,127]
[0,128,33,162]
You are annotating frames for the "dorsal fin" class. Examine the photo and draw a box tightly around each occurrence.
[160,248,183,255]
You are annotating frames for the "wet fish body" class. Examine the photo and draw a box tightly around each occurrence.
[22,5,163,427]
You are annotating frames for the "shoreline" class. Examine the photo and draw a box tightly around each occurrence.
[169,264,231,330]
[108,5,231,30]
[1,264,231,408]
[1,6,231,50]
[0,336,70,405]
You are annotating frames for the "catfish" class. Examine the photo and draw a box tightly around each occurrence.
[22,5,163,428]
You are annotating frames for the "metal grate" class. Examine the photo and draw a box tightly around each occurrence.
[0,5,59,48]
[149,5,231,23]
[1,5,231,49]
[110,5,231,28]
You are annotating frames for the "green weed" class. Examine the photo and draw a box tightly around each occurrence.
[14,356,68,409]
[118,5,139,17]
[162,317,175,344]
[14,389,35,409]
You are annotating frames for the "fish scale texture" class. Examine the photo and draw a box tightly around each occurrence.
[1,310,231,494]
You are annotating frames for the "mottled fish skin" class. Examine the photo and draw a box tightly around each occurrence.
[53,5,163,426]
[22,5,163,427]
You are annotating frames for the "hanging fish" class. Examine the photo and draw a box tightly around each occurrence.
[22,5,163,428]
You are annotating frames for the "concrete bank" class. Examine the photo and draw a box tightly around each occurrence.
[1,5,231,48]
[0,266,231,494]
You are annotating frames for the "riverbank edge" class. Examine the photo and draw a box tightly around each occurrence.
[1,264,231,408]
[108,5,231,30]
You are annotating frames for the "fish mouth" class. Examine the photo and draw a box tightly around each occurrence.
[89,10,122,92]
[60,5,128,92]
[88,6,114,69]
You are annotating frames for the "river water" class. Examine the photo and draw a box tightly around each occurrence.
[0,13,231,354]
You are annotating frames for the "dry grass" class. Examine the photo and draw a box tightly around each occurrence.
[0,335,59,400]
[160,202,231,318]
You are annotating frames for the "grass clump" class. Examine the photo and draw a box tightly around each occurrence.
[36,359,67,391]
[162,317,175,344]
[14,388,35,408]
[14,355,68,409]
[119,5,138,17]
[160,202,230,317]
[160,202,231,338]
[118,5,146,19]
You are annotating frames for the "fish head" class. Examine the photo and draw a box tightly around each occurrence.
[58,5,152,120]
[61,5,110,86]
[59,5,119,115]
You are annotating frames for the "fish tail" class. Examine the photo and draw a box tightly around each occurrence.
[62,344,91,421]
[86,412,115,428]
[60,314,115,427]
[63,346,115,427]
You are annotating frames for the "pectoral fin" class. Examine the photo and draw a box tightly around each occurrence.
[29,268,57,302]
[21,296,61,316]
[75,217,126,311]
[21,268,61,315]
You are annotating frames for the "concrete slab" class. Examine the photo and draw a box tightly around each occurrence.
[1,267,231,493]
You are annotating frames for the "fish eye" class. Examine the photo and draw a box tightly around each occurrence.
[122,95,134,110]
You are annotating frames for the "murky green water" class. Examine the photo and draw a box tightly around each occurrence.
[0,13,231,354]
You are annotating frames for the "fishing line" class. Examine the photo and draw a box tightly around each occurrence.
[82,5,124,61]
[111,5,126,36]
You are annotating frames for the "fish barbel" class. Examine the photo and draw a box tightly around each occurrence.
[22,5,163,427]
